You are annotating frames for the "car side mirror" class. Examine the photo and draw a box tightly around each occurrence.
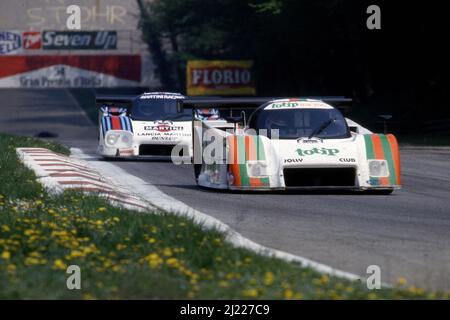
[349,126,359,133]
[176,100,183,113]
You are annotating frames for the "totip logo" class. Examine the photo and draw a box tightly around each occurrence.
[0,31,22,54]
[22,31,41,50]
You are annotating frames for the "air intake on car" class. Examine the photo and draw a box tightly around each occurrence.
[139,144,183,156]
[283,167,356,187]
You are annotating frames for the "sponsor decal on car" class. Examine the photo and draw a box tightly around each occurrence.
[284,158,304,163]
[144,121,183,132]
[265,100,333,110]
[0,31,22,54]
[140,93,184,100]
[296,147,340,156]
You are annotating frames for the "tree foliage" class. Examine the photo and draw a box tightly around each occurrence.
[137,0,449,129]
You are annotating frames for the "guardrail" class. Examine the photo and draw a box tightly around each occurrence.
[423,119,450,134]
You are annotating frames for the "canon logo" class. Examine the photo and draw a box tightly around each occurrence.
[191,68,251,86]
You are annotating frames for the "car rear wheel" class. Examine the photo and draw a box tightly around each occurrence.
[194,164,201,183]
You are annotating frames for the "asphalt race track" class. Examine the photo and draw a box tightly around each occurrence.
[1,89,449,291]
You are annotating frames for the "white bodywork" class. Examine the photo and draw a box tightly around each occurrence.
[195,99,401,192]
[97,92,229,159]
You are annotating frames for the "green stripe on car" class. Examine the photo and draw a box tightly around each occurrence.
[364,135,380,185]
[379,134,397,185]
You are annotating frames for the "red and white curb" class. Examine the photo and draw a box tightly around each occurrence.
[16,148,152,212]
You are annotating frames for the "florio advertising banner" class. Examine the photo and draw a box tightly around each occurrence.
[0,55,141,88]
[186,60,255,96]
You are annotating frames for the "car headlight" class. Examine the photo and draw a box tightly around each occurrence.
[105,131,133,148]
[368,160,389,177]
[106,133,119,146]
[246,161,269,177]
[121,134,130,144]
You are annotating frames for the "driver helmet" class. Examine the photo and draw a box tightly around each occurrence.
[266,113,288,129]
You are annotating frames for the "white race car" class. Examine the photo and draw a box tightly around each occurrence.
[97,92,230,159]
[184,97,401,194]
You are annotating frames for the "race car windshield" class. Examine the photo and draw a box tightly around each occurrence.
[252,108,350,139]
[130,99,192,121]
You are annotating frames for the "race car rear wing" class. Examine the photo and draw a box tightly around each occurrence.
[95,95,136,107]
[95,95,137,117]
[180,96,352,112]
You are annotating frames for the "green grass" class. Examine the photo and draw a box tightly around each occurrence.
[0,133,448,299]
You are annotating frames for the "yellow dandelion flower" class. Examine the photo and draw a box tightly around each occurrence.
[147,238,156,244]
[1,225,10,232]
[112,265,121,272]
[52,259,67,270]
[83,293,96,300]
[1,251,11,260]
[225,273,234,280]
[367,293,378,300]
[294,292,303,300]
[219,280,229,288]
[98,207,107,212]
[263,271,275,286]
[145,253,163,268]
[7,264,16,273]
[29,251,42,258]
[162,248,173,257]
[25,257,40,266]
[284,289,294,299]
[242,288,258,298]
[24,229,35,236]
[116,244,127,250]
[408,286,425,295]
[320,274,330,285]
[397,277,407,286]
[166,257,179,267]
